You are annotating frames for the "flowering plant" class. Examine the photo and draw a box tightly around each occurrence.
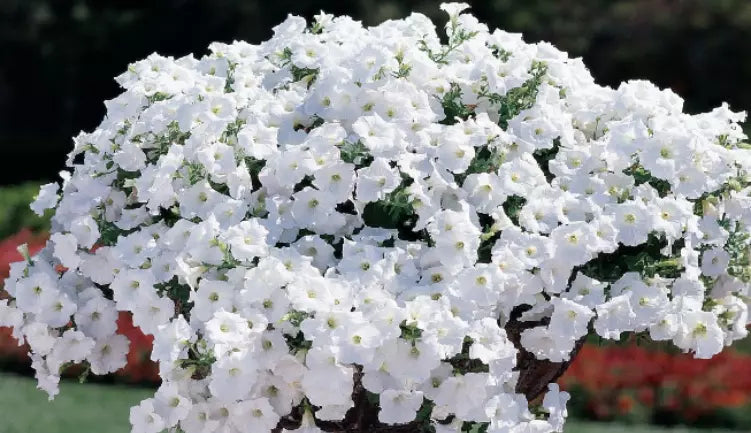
[0,229,48,367]
[1,3,750,432]
[0,229,160,383]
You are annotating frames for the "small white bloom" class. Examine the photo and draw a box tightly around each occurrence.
[701,247,730,277]
[30,183,59,216]
[379,389,424,425]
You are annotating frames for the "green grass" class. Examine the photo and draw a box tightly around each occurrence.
[0,373,742,433]
[0,373,154,433]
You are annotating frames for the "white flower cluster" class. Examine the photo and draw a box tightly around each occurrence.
[2,3,751,432]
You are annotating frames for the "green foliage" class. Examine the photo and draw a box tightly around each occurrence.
[282,309,310,327]
[462,422,489,433]
[391,50,413,79]
[94,216,130,247]
[338,139,373,167]
[185,162,208,185]
[279,47,319,87]
[481,61,549,129]
[489,44,512,62]
[178,339,217,379]
[579,234,683,283]
[224,60,238,93]
[283,330,313,354]
[156,206,181,228]
[414,400,437,433]
[439,83,475,125]
[361,179,417,236]
[448,338,489,375]
[502,195,527,227]
[205,238,242,271]
[145,92,172,103]
[439,62,549,149]
[532,140,561,183]
[466,147,505,178]
[429,21,547,127]
[454,145,505,189]
[419,26,478,65]
[725,222,751,283]
[623,163,671,197]
[293,116,325,134]
[143,121,191,164]
[399,320,423,341]
[477,214,502,263]
[0,183,51,238]
[155,277,193,316]
[220,119,245,146]
[243,156,267,192]
[110,168,140,194]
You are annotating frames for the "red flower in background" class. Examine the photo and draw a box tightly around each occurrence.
[560,343,751,422]
[0,229,47,281]
[116,312,160,383]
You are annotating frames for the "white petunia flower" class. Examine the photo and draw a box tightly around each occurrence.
[30,183,59,216]
[701,247,730,277]
[379,389,424,425]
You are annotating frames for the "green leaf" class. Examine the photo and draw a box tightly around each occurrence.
[480,61,548,130]
[439,83,475,125]
[338,139,373,167]
[502,195,527,227]
[418,28,478,65]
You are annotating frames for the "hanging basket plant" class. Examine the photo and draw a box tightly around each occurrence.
[1,3,750,433]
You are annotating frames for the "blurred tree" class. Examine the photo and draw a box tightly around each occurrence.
[0,0,749,184]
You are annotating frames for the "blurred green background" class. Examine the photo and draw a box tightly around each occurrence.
[0,0,750,186]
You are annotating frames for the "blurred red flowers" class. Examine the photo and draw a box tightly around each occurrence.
[559,343,751,423]
[0,228,46,281]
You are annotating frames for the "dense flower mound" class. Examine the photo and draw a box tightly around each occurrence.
[1,3,750,432]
